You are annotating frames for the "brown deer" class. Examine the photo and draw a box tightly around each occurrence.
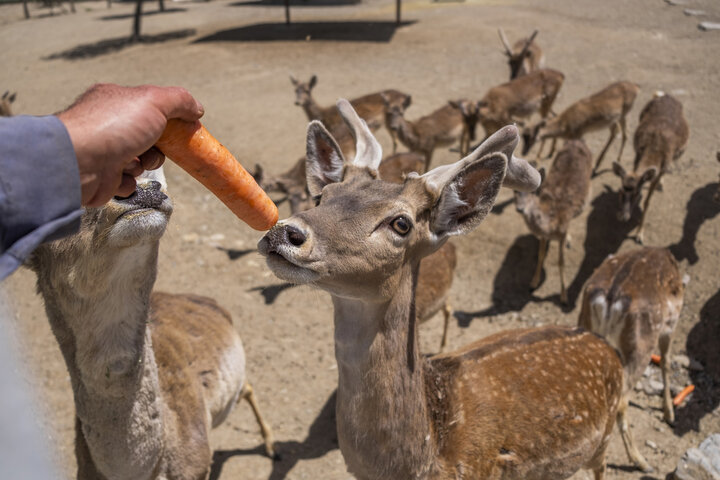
[382,94,466,171]
[522,81,640,174]
[612,92,689,244]
[290,74,410,153]
[514,139,593,304]
[578,247,685,472]
[475,68,565,142]
[498,28,544,80]
[1,91,16,116]
[259,100,623,480]
[27,169,275,479]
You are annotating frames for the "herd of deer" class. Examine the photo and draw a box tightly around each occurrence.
[2,26,718,480]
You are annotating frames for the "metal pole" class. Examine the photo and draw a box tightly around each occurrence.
[285,0,291,24]
[396,0,401,24]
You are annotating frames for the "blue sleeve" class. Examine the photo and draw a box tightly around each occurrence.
[0,115,83,281]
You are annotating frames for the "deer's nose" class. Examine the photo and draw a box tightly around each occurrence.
[286,225,306,246]
[258,223,307,256]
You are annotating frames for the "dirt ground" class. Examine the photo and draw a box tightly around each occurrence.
[1,0,719,478]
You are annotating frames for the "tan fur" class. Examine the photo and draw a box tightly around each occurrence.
[290,74,410,153]
[612,93,689,244]
[28,174,274,479]
[259,103,622,480]
[1,91,16,116]
[524,81,639,172]
[578,247,684,472]
[498,28,544,80]
[515,139,593,304]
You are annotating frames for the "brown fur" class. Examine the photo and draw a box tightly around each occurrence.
[515,139,593,303]
[498,28,544,80]
[578,247,684,472]
[1,91,16,116]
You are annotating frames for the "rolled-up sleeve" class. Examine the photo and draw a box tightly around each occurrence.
[0,115,82,281]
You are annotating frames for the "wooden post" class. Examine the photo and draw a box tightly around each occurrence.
[396,0,401,25]
[285,0,291,24]
[132,0,143,41]
[23,0,30,18]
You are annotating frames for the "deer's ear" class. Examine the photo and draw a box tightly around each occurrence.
[429,153,506,237]
[309,75,318,89]
[8,92,15,103]
[640,167,657,185]
[306,121,345,197]
[403,95,412,110]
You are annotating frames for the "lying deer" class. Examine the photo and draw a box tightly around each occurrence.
[515,139,593,304]
[1,91,16,116]
[28,170,275,479]
[475,68,565,141]
[290,74,410,153]
[612,92,689,244]
[382,94,466,171]
[498,28,544,80]
[522,80,639,174]
[578,247,685,472]
[259,100,624,480]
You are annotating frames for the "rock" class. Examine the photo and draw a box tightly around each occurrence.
[674,434,720,480]
[209,233,225,242]
[689,359,705,372]
[684,8,706,16]
[675,354,691,368]
[647,439,659,450]
[665,0,688,5]
[644,365,656,378]
[181,233,200,244]
[699,22,720,31]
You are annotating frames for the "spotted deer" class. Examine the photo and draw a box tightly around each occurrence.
[612,92,689,244]
[498,28,544,80]
[1,91,16,116]
[290,74,410,153]
[259,100,624,480]
[522,81,639,174]
[578,247,685,472]
[515,139,593,304]
[27,170,275,479]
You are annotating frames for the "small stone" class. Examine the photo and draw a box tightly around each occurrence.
[209,233,225,242]
[674,354,691,368]
[699,22,720,31]
[644,365,656,378]
[684,8,706,16]
[689,359,705,372]
[674,434,720,480]
[182,233,200,244]
[646,440,658,450]
[664,0,688,5]
[642,378,665,396]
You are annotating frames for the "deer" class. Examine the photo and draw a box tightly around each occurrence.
[578,246,685,473]
[27,169,275,479]
[498,28,544,80]
[611,92,689,244]
[1,91,16,116]
[258,99,625,480]
[522,81,640,174]
[381,94,467,171]
[514,139,593,305]
[290,74,410,153]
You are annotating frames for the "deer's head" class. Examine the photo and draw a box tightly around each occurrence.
[612,161,657,222]
[1,91,17,117]
[258,100,540,301]
[381,92,412,134]
[498,29,538,80]
[290,74,317,107]
[449,99,480,142]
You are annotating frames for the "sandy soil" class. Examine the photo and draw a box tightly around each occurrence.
[1,0,719,478]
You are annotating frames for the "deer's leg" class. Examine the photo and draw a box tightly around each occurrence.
[616,115,628,163]
[659,332,675,424]
[391,130,398,155]
[617,394,653,472]
[592,461,607,480]
[423,149,434,173]
[439,300,452,352]
[558,233,568,304]
[634,176,660,245]
[241,383,276,458]
[594,123,619,174]
[547,137,557,159]
[530,238,549,290]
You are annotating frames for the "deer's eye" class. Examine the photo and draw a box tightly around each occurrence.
[390,216,412,236]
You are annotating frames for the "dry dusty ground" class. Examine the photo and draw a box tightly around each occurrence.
[1,0,719,478]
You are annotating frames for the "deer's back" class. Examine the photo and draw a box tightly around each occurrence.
[634,94,689,167]
[378,152,426,181]
[590,81,638,114]
[416,242,456,323]
[427,326,623,479]
[416,104,464,141]
[578,247,683,388]
[150,292,246,428]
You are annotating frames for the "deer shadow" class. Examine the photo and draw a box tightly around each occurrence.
[209,390,338,480]
[673,288,720,436]
[668,182,720,265]
[217,247,256,261]
[192,20,416,43]
[248,283,297,305]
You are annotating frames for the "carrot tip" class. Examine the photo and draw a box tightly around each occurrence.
[673,384,695,406]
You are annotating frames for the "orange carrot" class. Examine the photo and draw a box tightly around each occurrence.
[156,119,278,231]
[650,354,661,365]
[673,384,695,406]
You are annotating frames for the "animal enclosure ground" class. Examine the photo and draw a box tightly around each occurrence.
[1,0,719,478]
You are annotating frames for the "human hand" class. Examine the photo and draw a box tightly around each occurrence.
[57,83,204,207]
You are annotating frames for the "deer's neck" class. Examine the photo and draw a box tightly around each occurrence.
[515,191,549,234]
[393,115,422,151]
[36,243,165,479]
[331,262,438,480]
[302,96,326,123]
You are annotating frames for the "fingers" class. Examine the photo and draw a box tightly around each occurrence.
[146,85,204,123]
[123,158,144,178]
[138,147,165,170]
[116,173,138,199]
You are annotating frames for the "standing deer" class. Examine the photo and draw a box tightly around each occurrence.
[578,247,685,472]
[522,81,639,174]
[498,28,544,80]
[612,92,689,244]
[381,94,466,171]
[259,100,624,480]
[28,170,275,479]
[290,74,410,153]
[515,139,593,304]
[475,68,565,142]
[1,91,16,116]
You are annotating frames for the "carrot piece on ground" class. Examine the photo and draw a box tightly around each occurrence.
[156,119,278,231]
[650,354,661,365]
[673,384,695,406]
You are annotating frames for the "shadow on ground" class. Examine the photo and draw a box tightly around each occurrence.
[44,28,196,60]
[209,391,338,480]
[248,283,297,305]
[669,182,720,265]
[231,0,359,6]
[98,7,186,21]
[193,21,416,43]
